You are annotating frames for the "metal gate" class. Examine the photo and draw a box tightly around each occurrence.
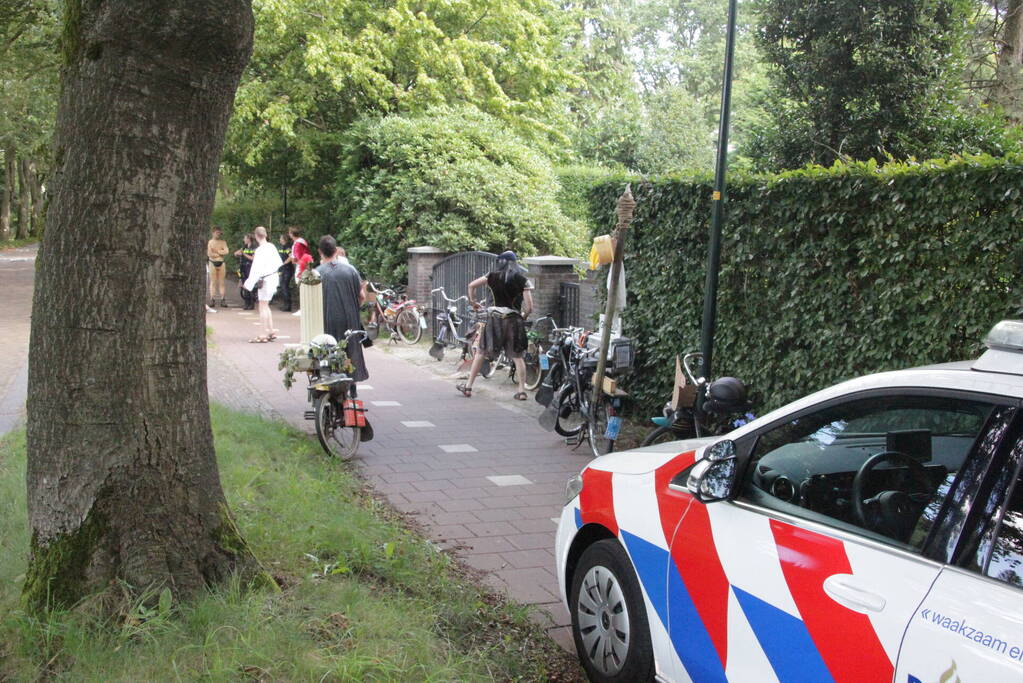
[559,281,580,327]
[430,251,497,339]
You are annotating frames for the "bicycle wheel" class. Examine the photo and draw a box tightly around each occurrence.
[522,343,544,391]
[395,308,423,344]
[589,395,616,457]
[313,394,361,459]
[640,425,681,447]
[554,385,585,437]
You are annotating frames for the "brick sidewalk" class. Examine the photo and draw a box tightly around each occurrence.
[205,300,590,651]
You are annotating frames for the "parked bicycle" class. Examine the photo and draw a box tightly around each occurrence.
[537,326,634,458]
[428,287,491,375]
[364,282,424,344]
[640,351,751,447]
[299,330,373,459]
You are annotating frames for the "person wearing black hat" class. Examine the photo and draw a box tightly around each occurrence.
[457,251,533,400]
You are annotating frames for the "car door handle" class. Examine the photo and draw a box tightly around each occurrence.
[823,574,886,613]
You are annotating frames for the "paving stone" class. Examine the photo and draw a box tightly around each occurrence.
[463,553,509,572]
[508,533,559,551]
[496,567,560,603]
[500,548,556,569]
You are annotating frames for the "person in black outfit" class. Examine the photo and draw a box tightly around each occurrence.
[234,233,256,310]
[277,233,295,312]
[457,251,533,400]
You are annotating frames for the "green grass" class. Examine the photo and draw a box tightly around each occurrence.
[0,405,581,681]
[0,237,38,250]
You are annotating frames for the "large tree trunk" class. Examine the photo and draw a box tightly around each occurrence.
[27,159,43,237]
[25,0,257,611]
[0,149,11,242]
[993,0,1023,120]
[16,156,30,239]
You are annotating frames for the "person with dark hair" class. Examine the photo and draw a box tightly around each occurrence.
[233,232,256,310]
[316,235,368,382]
[277,232,295,311]
[456,251,533,400]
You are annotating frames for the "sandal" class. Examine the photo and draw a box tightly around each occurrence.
[513,391,528,401]
[267,329,279,341]
[456,383,472,398]
[249,336,271,343]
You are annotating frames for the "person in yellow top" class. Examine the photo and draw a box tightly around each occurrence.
[207,226,230,308]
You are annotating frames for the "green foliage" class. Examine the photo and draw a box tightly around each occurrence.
[0,406,578,680]
[334,106,588,281]
[0,0,58,153]
[225,0,578,197]
[749,0,1019,169]
[555,165,618,229]
[587,155,1023,414]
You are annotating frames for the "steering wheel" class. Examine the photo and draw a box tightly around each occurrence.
[852,450,933,542]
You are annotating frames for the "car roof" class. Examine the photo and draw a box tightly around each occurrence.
[724,359,1023,443]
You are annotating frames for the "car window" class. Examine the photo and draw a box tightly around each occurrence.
[969,433,1023,587]
[740,395,995,551]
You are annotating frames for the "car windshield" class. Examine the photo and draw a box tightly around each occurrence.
[743,395,995,550]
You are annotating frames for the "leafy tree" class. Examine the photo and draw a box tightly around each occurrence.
[0,0,58,239]
[225,0,578,197]
[634,86,716,174]
[26,0,262,610]
[748,0,1015,169]
[334,106,586,279]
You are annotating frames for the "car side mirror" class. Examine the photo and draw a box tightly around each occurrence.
[687,440,738,503]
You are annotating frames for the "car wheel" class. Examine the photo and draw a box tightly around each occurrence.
[570,539,655,682]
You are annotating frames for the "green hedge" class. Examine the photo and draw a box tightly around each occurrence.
[210,198,330,274]
[588,156,1023,414]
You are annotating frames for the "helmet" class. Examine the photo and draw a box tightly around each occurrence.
[703,377,749,415]
[310,334,338,349]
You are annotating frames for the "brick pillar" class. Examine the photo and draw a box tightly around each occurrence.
[406,246,449,306]
[522,255,583,321]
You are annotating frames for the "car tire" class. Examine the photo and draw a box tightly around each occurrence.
[570,539,655,683]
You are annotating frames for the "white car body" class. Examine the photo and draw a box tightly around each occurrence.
[556,342,1023,682]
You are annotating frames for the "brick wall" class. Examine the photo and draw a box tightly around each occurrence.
[406,246,449,307]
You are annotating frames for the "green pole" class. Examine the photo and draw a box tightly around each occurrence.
[698,0,738,389]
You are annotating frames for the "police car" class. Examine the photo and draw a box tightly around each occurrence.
[556,320,1023,682]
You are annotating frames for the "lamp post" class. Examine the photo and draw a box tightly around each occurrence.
[698,0,739,392]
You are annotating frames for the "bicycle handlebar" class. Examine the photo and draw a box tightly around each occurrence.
[430,287,469,304]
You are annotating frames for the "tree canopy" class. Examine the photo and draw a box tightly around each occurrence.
[747,0,1018,169]
[224,0,578,196]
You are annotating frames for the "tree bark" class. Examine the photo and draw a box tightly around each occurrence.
[27,159,43,237]
[0,149,12,242]
[25,0,258,611]
[16,156,30,239]
[993,0,1023,120]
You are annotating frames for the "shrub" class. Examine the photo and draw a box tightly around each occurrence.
[333,106,587,281]
[587,155,1023,414]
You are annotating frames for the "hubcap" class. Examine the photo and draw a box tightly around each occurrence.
[576,565,630,676]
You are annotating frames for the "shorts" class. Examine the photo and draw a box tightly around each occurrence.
[255,274,279,302]
[481,311,526,360]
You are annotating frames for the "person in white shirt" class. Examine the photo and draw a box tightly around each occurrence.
[243,226,283,342]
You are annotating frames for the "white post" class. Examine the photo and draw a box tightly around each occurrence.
[299,283,324,344]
